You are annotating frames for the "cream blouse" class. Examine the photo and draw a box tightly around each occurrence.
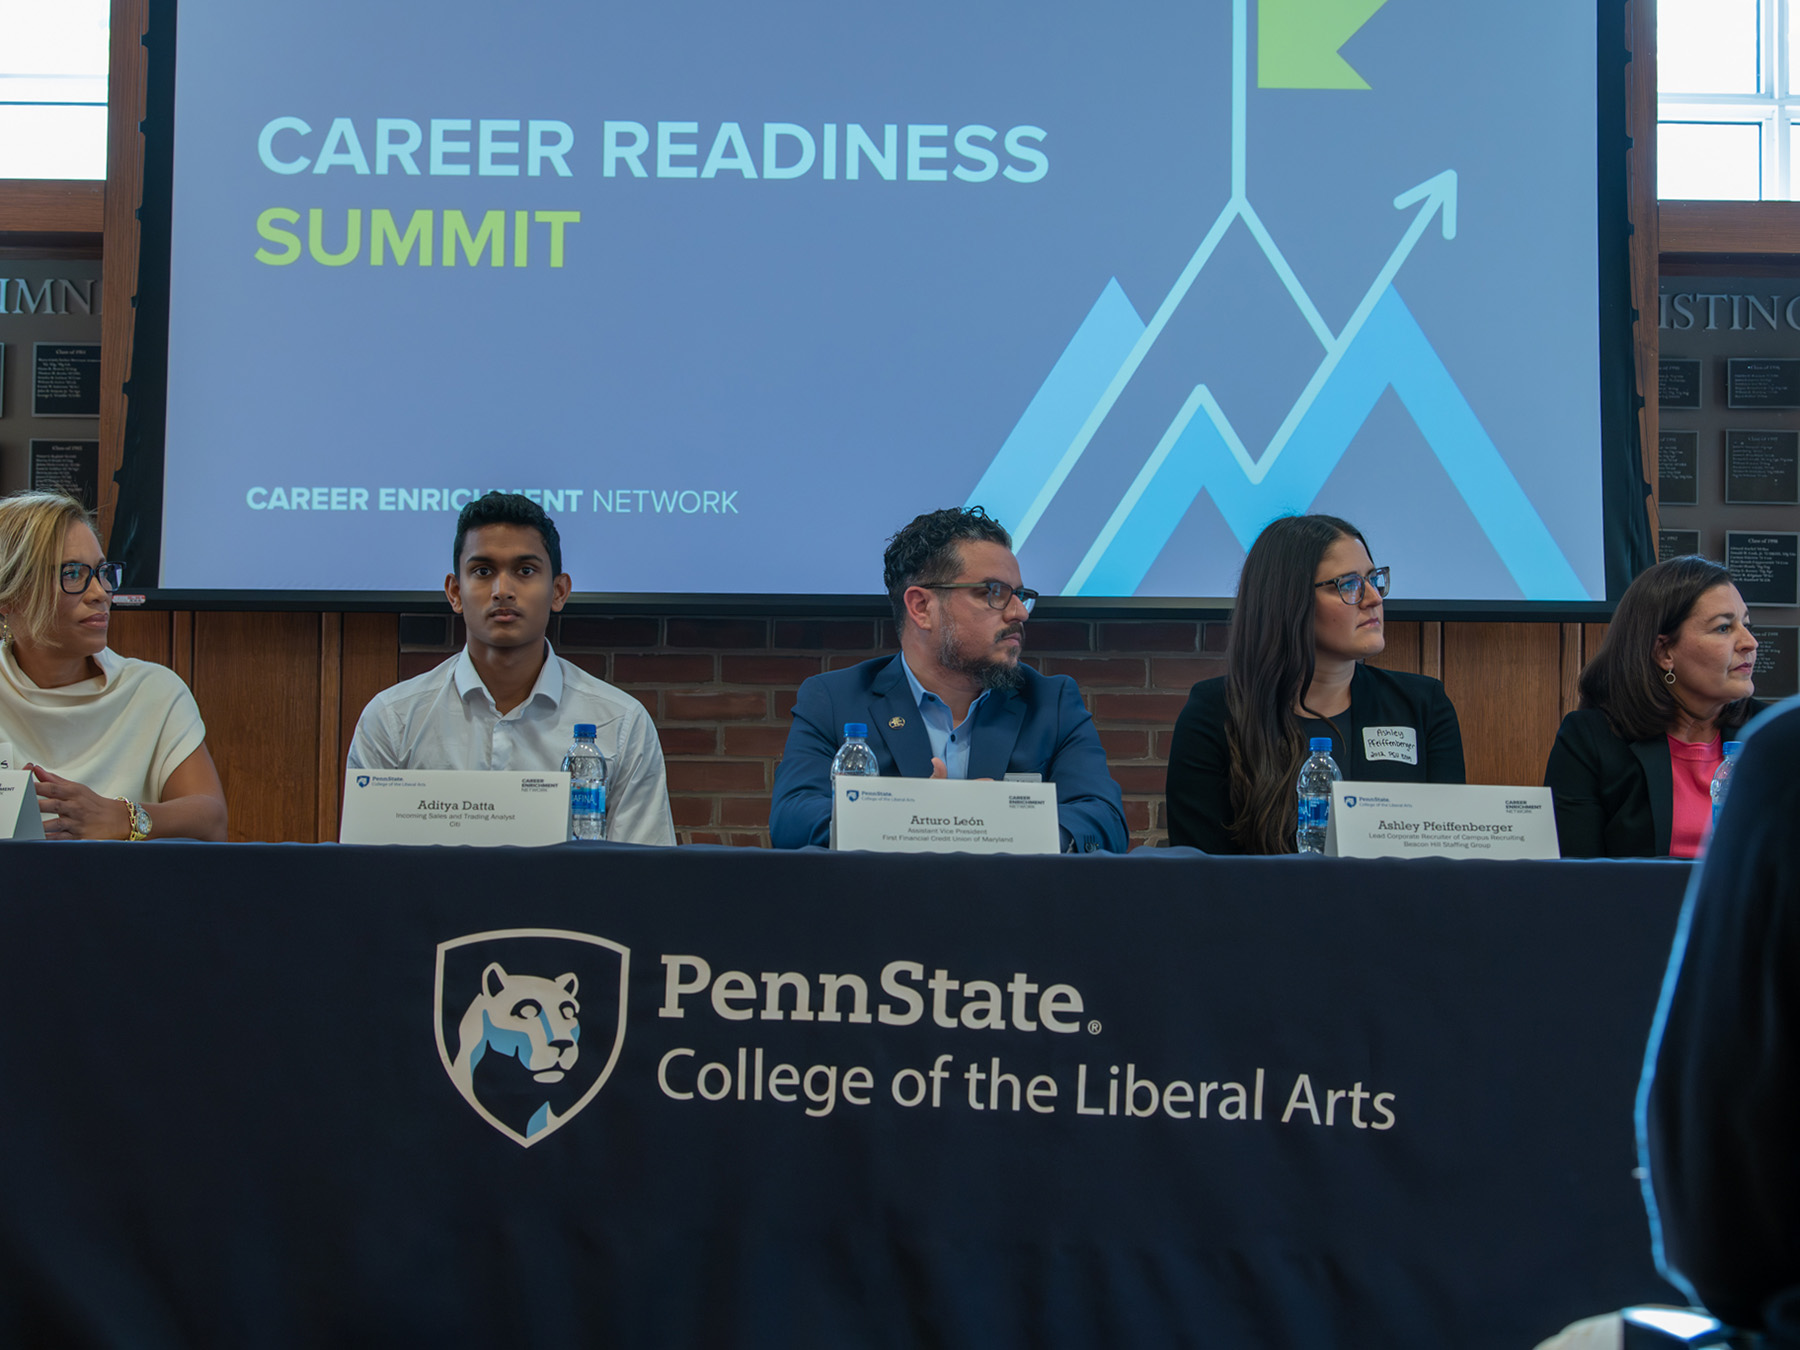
[0,642,206,801]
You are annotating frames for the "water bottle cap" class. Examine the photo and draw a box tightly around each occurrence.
[573,723,597,739]
[1309,737,1332,752]
[1724,740,1744,756]
[844,723,868,738]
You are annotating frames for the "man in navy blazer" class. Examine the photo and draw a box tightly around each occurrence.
[769,506,1127,852]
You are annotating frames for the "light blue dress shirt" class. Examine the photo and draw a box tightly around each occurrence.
[899,653,989,780]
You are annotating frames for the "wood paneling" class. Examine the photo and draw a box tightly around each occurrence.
[1441,622,1566,786]
[0,182,104,235]
[99,0,149,542]
[339,612,399,768]
[1661,203,1800,256]
[1580,624,1611,714]
[1560,625,1583,718]
[106,609,171,668]
[170,610,193,684]
[1368,621,1421,675]
[315,615,342,841]
[188,613,320,842]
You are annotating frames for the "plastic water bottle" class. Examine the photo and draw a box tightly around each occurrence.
[828,723,879,850]
[1710,739,1744,834]
[563,723,607,841]
[1296,737,1342,855]
[831,723,880,783]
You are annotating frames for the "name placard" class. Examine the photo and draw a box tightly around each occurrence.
[1325,783,1559,860]
[1751,625,1800,700]
[1725,428,1800,504]
[1729,357,1800,409]
[31,342,101,417]
[28,439,100,512]
[1659,528,1701,563]
[340,769,570,846]
[834,777,1060,854]
[1658,429,1699,506]
[1727,530,1800,607]
[1659,358,1702,409]
[0,771,46,841]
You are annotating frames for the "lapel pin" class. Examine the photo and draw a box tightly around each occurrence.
[889,716,906,728]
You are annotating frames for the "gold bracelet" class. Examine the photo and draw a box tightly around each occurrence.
[116,797,151,841]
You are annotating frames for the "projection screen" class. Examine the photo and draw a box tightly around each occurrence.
[130,0,1641,609]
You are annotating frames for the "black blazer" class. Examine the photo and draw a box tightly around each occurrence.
[1544,703,1769,859]
[1165,664,1465,853]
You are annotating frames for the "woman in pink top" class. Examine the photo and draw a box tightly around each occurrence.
[1544,556,1764,858]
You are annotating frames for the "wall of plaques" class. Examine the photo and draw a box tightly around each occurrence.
[1658,274,1800,699]
[0,259,104,509]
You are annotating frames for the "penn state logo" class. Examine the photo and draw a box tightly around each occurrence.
[356,775,370,788]
[434,928,629,1147]
[846,789,860,802]
[1343,795,1357,808]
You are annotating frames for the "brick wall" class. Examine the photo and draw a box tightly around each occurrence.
[398,613,1232,849]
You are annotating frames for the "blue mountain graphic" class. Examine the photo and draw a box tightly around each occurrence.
[967,283,1586,600]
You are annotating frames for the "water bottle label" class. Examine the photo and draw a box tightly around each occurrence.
[571,784,603,816]
[1299,796,1330,831]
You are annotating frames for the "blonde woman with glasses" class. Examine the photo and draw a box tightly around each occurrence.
[0,492,226,840]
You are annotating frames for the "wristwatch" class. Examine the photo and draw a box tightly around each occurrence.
[118,798,151,841]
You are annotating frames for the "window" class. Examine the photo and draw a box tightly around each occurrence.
[1656,0,1800,198]
[0,0,109,180]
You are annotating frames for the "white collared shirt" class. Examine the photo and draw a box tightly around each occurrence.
[346,643,675,846]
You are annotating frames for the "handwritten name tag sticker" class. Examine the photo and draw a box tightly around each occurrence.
[1362,725,1419,765]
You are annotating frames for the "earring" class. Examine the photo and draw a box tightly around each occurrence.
[1663,668,1677,686]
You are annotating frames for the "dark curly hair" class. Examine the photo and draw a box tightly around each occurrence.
[453,491,563,578]
[882,506,1012,627]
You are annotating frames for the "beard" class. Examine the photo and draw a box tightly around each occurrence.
[938,613,1025,692]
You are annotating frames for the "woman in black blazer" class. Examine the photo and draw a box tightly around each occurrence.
[1545,556,1764,859]
[1166,514,1464,854]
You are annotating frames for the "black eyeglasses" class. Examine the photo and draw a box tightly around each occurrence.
[59,561,124,595]
[1314,567,1390,604]
[921,580,1039,614]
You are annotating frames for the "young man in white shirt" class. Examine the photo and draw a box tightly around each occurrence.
[346,491,676,845]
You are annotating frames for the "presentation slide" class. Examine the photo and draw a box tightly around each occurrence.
[158,0,1605,601]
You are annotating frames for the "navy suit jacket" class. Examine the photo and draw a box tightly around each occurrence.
[769,655,1128,853]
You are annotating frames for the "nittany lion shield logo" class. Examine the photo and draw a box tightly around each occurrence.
[434,929,629,1148]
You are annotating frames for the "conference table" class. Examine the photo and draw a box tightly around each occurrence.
[0,842,1688,1348]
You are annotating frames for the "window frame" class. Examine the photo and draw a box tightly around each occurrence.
[0,1,111,183]
[1657,0,1800,199]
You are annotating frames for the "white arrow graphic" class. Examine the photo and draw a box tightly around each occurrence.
[1240,168,1457,483]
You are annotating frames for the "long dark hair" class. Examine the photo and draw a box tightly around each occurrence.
[1224,514,1370,854]
[1581,555,1756,741]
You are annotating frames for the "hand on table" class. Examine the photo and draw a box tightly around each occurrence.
[28,764,130,840]
[927,759,992,781]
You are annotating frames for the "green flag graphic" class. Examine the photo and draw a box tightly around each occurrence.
[1258,0,1389,90]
